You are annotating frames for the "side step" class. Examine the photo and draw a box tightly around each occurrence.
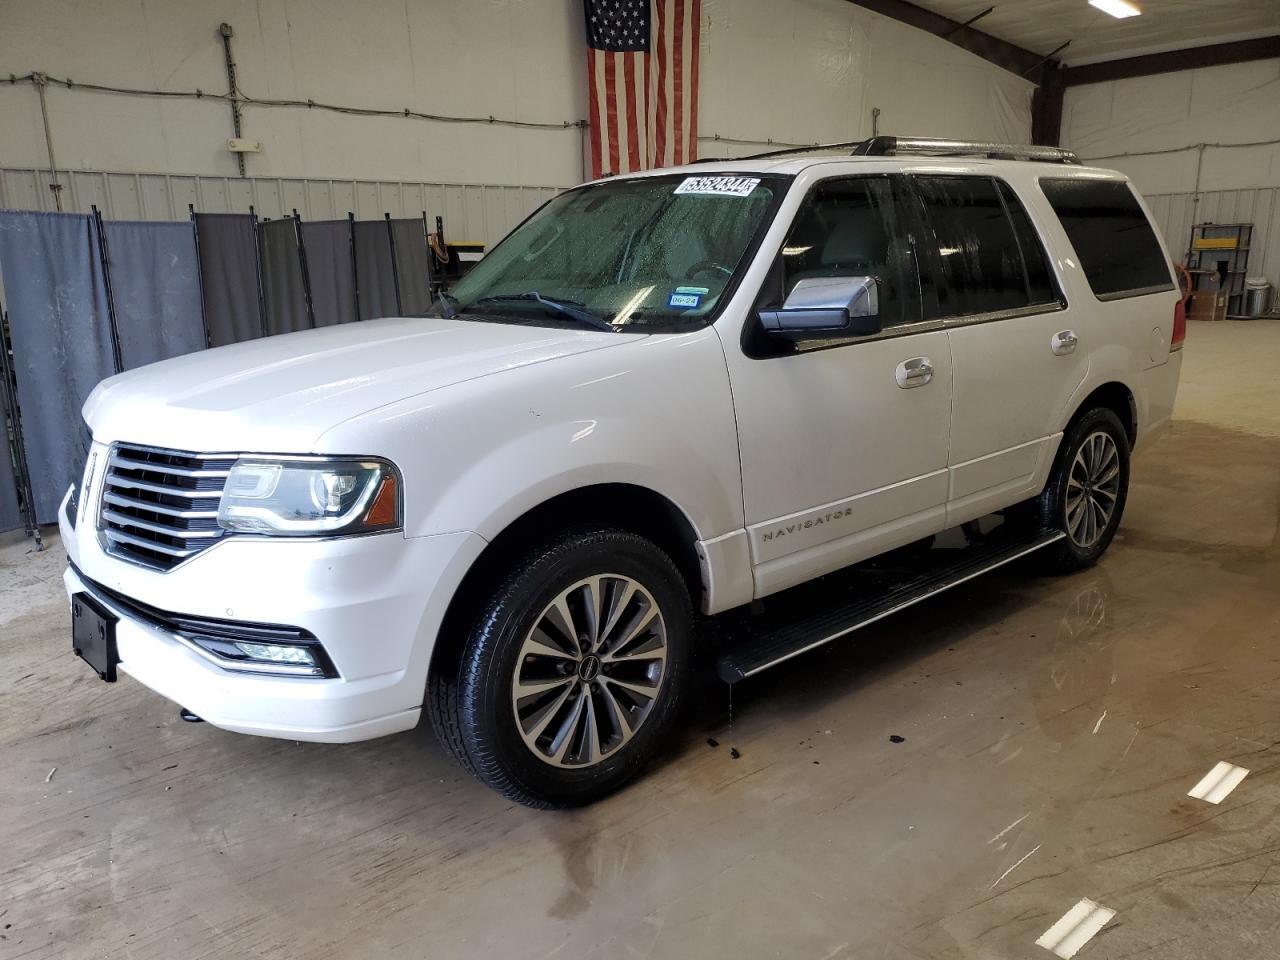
[716,525,1065,684]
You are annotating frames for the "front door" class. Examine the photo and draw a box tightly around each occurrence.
[721,175,954,598]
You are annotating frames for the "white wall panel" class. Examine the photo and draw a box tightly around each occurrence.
[0,0,587,186]
[1063,59,1280,196]
[0,0,1033,192]
[1062,58,1280,290]
[697,0,1033,156]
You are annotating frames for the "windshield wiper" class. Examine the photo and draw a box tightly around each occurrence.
[433,291,459,319]
[467,292,617,333]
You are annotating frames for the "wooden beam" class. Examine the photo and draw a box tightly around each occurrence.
[841,0,1055,80]
[1063,35,1280,87]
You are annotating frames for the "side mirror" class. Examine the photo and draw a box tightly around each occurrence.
[758,276,881,340]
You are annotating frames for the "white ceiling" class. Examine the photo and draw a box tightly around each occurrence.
[911,0,1280,65]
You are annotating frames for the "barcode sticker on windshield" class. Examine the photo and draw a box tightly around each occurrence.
[674,176,761,197]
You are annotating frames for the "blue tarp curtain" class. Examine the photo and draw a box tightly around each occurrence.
[300,220,357,328]
[0,211,116,523]
[103,220,208,369]
[0,445,20,533]
[0,208,437,532]
[194,213,262,347]
[354,220,399,321]
[390,218,433,315]
[259,217,310,336]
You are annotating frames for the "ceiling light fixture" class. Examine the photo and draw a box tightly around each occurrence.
[1088,0,1142,18]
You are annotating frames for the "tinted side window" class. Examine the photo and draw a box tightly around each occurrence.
[1040,178,1173,299]
[997,180,1058,306]
[780,177,920,328]
[915,176,1029,317]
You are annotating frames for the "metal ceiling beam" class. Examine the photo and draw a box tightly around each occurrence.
[1063,35,1280,87]
[841,1,1056,80]
[944,6,994,39]
[1031,66,1065,148]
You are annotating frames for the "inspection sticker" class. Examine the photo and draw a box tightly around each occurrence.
[674,176,761,197]
[669,292,702,308]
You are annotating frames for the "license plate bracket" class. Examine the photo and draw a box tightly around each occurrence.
[72,592,119,682]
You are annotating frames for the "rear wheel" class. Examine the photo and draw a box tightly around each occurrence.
[428,528,692,808]
[1031,407,1130,573]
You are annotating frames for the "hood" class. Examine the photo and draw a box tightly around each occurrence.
[84,316,630,452]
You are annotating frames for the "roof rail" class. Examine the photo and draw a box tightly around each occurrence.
[710,135,1079,165]
[854,136,1079,164]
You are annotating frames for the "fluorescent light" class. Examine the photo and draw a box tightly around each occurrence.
[1089,0,1141,18]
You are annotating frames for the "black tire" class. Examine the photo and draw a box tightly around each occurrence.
[427,527,693,808]
[1031,407,1131,574]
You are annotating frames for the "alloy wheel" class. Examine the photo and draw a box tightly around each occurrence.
[1065,430,1121,547]
[511,575,668,768]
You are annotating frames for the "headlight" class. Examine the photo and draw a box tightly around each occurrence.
[217,457,400,536]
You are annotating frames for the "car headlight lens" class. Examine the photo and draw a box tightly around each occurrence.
[217,458,400,536]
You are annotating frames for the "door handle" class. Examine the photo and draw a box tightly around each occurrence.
[896,356,933,389]
[1051,330,1078,355]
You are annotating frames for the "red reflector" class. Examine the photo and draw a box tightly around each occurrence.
[1171,298,1187,352]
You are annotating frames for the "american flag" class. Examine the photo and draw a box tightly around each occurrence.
[583,0,701,180]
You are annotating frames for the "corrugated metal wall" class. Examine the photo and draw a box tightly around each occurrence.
[0,167,569,247]
[1144,187,1280,291]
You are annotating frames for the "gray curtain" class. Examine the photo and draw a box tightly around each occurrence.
[0,211,114,523]
[0,443,21,533]
[390,218,434,314]
[353,220,399,320]
[103,220,207,369]
[300,220,357,327]
[259,218,310,335]
[195,213,263,347]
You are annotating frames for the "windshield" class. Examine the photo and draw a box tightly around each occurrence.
[439,173,787,332]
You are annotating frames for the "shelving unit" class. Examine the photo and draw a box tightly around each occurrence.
[1187,223,1253,318]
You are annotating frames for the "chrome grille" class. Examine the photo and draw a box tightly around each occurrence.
[98,443,236,570]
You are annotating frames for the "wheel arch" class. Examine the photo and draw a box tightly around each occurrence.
[428,483,704,684]
[1066,381,1137,449]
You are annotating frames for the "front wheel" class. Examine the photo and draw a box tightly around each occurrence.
[428,528,693,808]
[1031,407,1131,573]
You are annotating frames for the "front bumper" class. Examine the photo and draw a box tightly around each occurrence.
[61,488,486,743]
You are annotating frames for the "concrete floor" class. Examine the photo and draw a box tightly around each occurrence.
[3,318,1279,960]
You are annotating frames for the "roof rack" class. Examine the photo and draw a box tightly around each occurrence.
[854,136,1079,164]
[712,135,1079,165]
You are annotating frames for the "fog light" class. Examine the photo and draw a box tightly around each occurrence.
[233,641,318,666]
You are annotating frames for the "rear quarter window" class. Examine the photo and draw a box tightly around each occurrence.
[1039,178,1173,300]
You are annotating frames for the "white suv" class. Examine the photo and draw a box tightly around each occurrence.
[62,137,1184,807]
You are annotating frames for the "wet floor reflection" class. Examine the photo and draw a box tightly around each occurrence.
[5,416,1280,959]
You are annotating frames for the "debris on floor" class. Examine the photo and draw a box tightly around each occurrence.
[45,767,56,783]
[889,735,905,744]
[729,747,741,760]
[706,737,719,748]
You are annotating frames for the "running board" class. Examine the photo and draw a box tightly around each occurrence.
[716,526,1065,684]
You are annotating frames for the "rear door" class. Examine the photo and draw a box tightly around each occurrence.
[908,174,1086,526]
[1037,177,1182,437]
